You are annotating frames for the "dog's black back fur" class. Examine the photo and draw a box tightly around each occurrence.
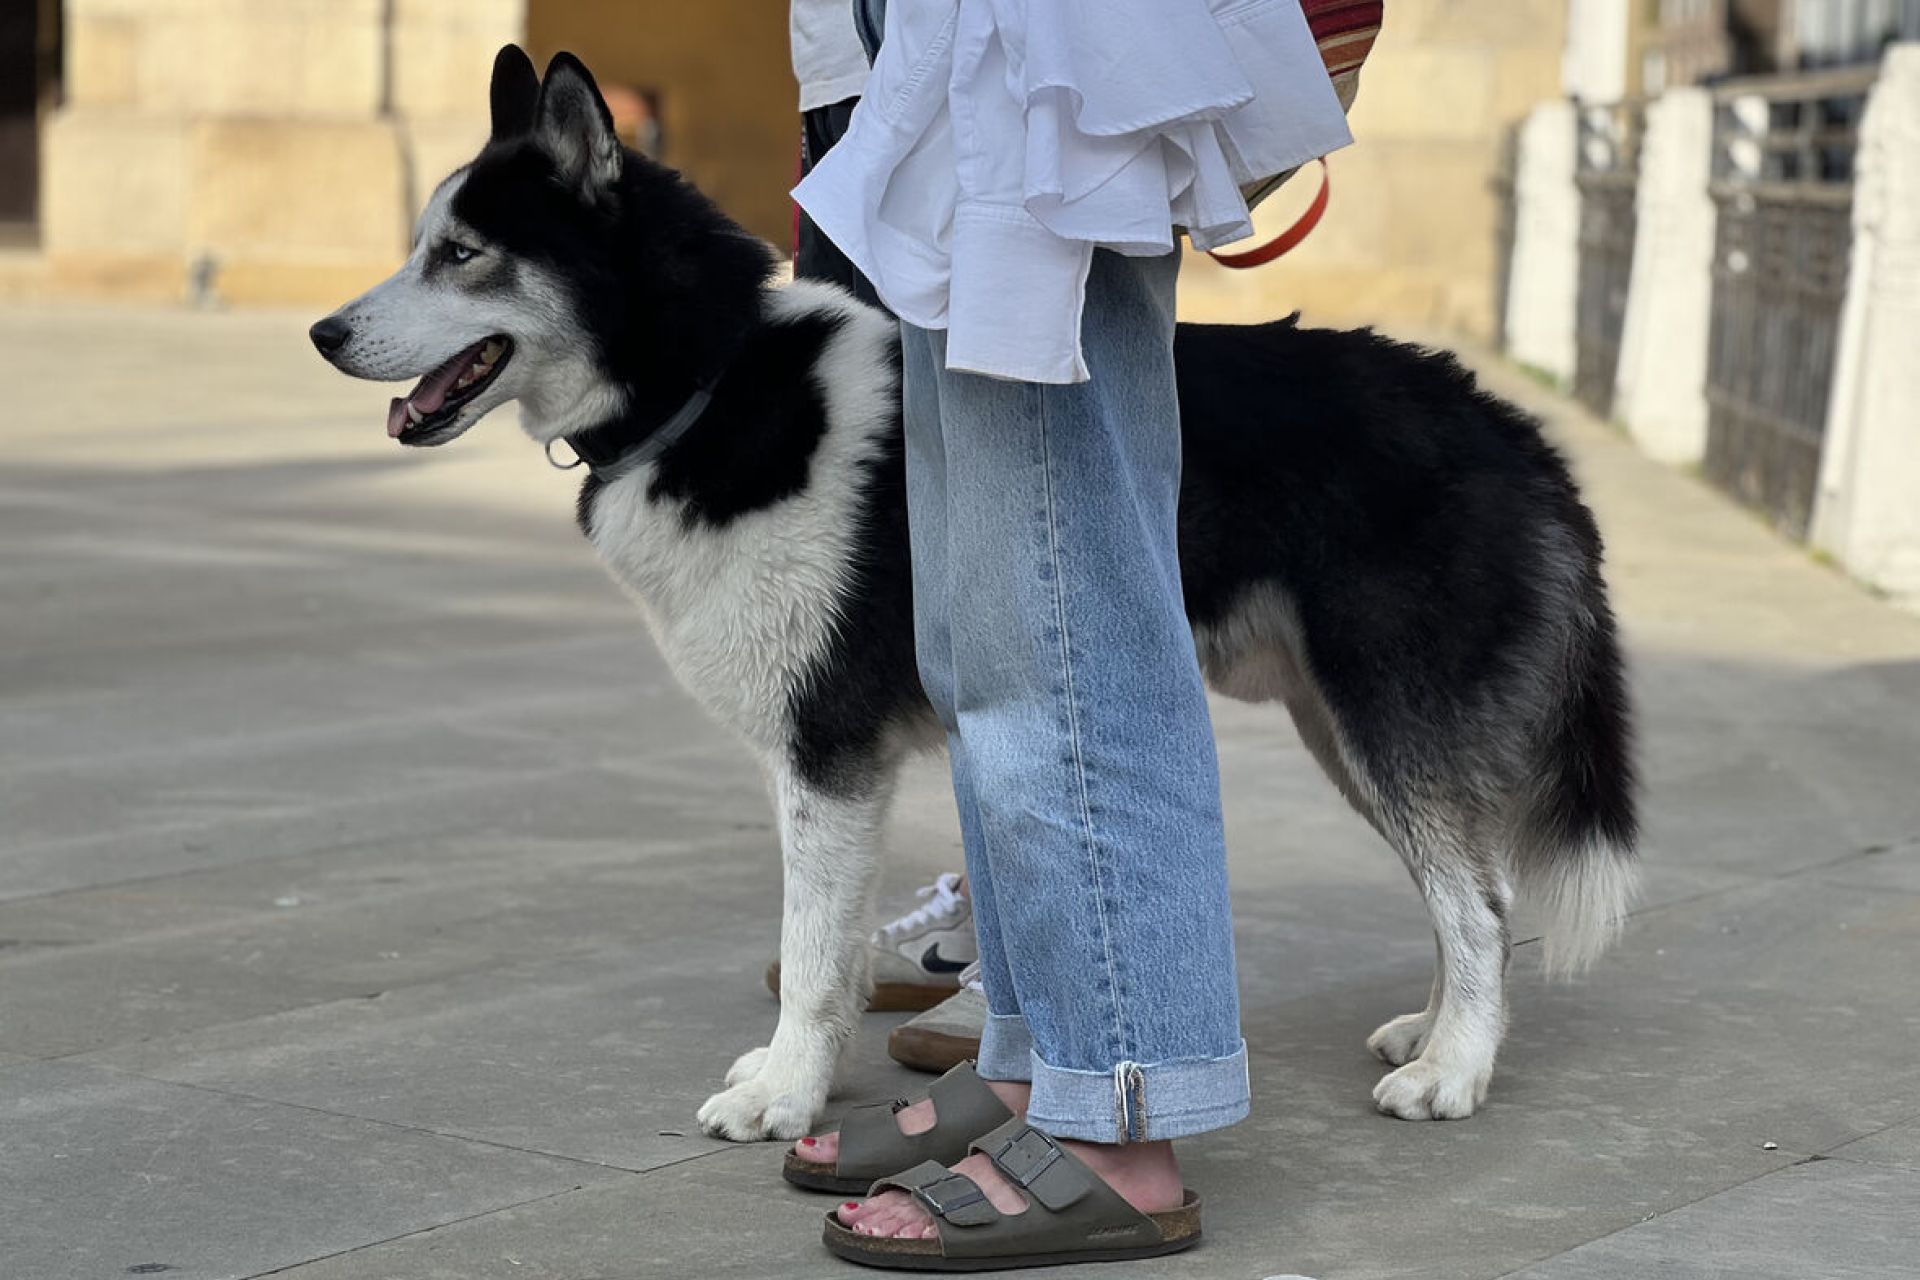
[1174,320,1637,862]
[437,47,1637,982]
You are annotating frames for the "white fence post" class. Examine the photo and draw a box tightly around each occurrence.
[1504,100,1581,383]
[1613,88,1716,465]
[1812,45,1920,604]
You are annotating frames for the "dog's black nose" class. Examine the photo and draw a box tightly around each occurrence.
[309,316,352,356]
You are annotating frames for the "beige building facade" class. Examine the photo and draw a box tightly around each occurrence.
[1188,0,1570,337]
[11,0,1567,343]
[23,0,525,304]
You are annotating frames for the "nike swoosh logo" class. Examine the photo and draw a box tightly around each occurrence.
[920,943,972,974]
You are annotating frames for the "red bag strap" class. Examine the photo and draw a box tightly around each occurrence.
[1206,157,1330,269]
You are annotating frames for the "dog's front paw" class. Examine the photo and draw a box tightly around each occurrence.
[724,1045,771,1087]
[1366,1010,1433,1067]
[1372,1056,1489,1121]
[697,1069,821,1142]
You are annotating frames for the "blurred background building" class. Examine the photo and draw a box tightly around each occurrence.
[1,2,1914,597]
[0,0,1567,343]
[0,0,794,305]
[1523,0,1919,604]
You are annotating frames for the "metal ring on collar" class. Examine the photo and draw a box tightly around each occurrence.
[543,437,584,471]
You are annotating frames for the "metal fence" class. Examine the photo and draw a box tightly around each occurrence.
[1572,100,1645,418]
[1702,67,1875,539]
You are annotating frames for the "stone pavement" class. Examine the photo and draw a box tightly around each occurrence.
[2,302,1917,1280]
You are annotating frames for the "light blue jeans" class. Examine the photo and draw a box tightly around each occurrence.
[901,248,1249,1144]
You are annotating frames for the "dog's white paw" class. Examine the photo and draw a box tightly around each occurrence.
[697,1068,820,1142]
[1372,1056,1490,1121]
[1366,1010,1433,1067]
[725,1045,771,1087]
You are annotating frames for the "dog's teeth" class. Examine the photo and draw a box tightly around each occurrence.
[406,403,424,425]
[470,361,488,378]
[482,341,504,363]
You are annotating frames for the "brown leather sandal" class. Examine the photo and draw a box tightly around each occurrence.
[782,1062,1014,1196]
[821,1118,1202,1271]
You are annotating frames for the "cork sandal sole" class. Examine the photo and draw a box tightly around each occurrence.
[783,1148,880,1196]
[821,1191,1202,1272]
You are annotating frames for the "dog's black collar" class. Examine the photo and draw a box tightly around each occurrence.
[546,382,716,483]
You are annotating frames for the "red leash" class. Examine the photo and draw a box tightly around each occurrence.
[1207,157,1331,269]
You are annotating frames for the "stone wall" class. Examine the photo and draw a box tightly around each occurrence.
[33,0,1565,331]
[41,0,522,304]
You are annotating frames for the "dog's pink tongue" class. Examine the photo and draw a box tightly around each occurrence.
[409,353,470,415]
[387,340,488,438]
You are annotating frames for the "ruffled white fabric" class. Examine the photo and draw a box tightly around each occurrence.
[793,0,1352,383]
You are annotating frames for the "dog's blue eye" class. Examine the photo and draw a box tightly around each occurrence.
[446,242,478,263]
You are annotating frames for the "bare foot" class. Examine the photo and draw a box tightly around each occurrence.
[834,1134,1183,1240]
[792,1079,1030,1167]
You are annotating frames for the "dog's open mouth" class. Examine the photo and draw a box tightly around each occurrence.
[386,337,513,444]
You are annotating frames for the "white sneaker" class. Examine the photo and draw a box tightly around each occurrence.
[764,872,977,1012]
[889,960,987,1073]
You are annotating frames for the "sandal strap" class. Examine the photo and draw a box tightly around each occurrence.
[861,1123,1172,1262]
[974,1121,1089,1212]
[877,1118,1160,1261]
[834,1062,1014,1181]
[870,1161,1001,1228]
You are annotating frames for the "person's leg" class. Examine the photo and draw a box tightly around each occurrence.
[843,248,1247,1241]
[899,321,1027,1083]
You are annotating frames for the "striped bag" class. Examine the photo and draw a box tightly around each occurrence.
[1212,0,1383,267]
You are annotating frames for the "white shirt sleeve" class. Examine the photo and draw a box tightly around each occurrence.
[791,0,873,111]
[794,0,1352,383]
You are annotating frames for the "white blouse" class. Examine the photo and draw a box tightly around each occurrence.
[792,0,1353,384]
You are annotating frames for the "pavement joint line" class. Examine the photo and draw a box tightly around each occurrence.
[30,985,490,1066]
[234,1143,749,1279]
[0,766,594,891]
[0,744,770,885]
[0,820,748,920]
[83,1063,675,1178]
[237,1185,588,1280]
[0,683,652,781]
[1594,842,1920,931]
[1485,1154,1805,1280]
[1774,1148,1920,1175]
[1796,1105,1920,1170]
[28,915,778,1066]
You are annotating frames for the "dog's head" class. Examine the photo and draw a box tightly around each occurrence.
[310,45,773,448]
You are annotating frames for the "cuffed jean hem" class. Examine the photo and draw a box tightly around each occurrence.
[982,1018,1251,1143]
[976,1010,1037,1084]
[1027,1042,1251,1143]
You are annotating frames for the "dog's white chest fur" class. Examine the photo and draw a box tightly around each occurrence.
[581,285,897,750]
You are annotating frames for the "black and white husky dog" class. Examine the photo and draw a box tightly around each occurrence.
[312,47,1638,1141]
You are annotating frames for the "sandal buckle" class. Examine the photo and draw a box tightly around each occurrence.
[915,1173,987,1218]
[992,1128,1063,1189]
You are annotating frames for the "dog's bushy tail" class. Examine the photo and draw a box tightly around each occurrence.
[1511,573,1640,977]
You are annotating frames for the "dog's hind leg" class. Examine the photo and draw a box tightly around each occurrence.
[1371,818,1512,1120]
[696,758,893,1141]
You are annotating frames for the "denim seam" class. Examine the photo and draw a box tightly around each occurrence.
[1032,388,1129,1067]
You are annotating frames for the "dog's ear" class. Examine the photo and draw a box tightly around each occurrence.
[534,52,622,194]
[490,45,540,142]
